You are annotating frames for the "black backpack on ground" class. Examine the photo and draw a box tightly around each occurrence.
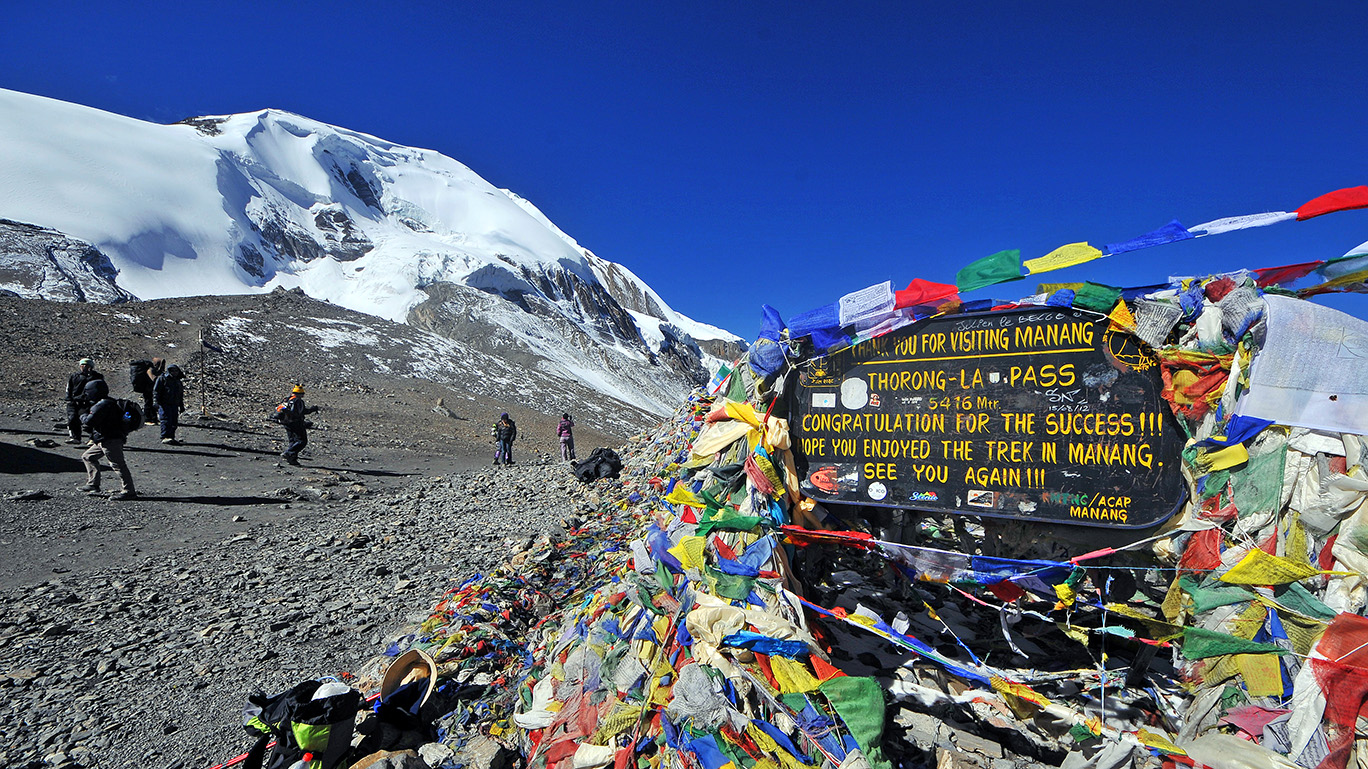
[572,447,623,482]
[242,680,362,769]
[129,360,153,394]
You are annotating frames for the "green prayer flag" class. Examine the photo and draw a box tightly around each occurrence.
[956,249,1023,293]
[704,565,756,601]
[1072,282,1122,313]
[819,676,892,769]
[1181,626,1291,660]
[1179,575,1255,614]
[1274,582,1338,621]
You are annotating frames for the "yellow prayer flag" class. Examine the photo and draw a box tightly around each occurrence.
[990,676,1051,708]
[723,400,763,427]
[664,486,703,507]
[1108,301,1138,333]
[668,536,707,571]
[1220,548,1323,585]
[1036,282,1083,295]
[1237,653,1285,697]
[1024,243,1104,275]
[1196,444,1249,472]
[1137,729,1187,756]
[769,655,821,693]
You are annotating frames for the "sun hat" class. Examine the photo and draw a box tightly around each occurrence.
[379,648,437,710]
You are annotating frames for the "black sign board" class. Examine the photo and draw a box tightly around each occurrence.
[790,307,1185,528]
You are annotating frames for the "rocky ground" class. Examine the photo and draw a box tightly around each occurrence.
[0,292,652,768]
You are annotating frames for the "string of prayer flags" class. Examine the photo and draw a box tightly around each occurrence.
[1295,185,1368,220]
[1023,242,1103,275]
[956,248,1023,292]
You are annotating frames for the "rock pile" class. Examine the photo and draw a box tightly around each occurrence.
[0,459,600,769]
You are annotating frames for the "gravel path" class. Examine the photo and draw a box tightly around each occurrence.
[0,454,606,769]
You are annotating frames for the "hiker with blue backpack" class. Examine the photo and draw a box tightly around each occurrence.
[78,378,139,500]
[275,385,320,466]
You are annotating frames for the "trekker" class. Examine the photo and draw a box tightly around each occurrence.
[129,358,165,426]
[153,364,185,444]
[78,379,137,500]
[63,358,105,444]
[278,385,320,466]
[557,413,576,461]
[495,413,517,465]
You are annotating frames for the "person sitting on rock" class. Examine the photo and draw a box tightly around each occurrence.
[63,357,104,445]
[557,413,576,462]
[153,364,185,445]
[78,379,137,500]
[495,412,517,465]
[278,385,320,466]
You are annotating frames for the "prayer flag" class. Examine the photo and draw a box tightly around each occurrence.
[1295,185,1368,220]
[1072,282,1122,313]
[1320,252,1368,280]
[956,249,1023,292]
[893,278,958,309]
[1253,261,1323,287]
[1104,220,1193,255]
[1181,626,1290,659]
[1219,548,1322,585]
[788,303,840,338]
[1023,243,1103,275]
[1189,211,1296,235]
[838,281,894,326]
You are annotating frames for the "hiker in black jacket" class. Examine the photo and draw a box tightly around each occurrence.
[79,379,137,500]
[153,364,185,444]
[278,385,320,466]
[64,358,105,444]
[495,413,517,465]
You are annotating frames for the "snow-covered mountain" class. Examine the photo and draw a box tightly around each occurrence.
[0,88,744,414]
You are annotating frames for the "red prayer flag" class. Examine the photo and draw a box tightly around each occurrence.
[1296,186,1368,221]
[810,653,846,681]
[894,278,959,309]
[1253,260,1324,287]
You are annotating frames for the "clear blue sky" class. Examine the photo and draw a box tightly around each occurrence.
[5,2,1368,338]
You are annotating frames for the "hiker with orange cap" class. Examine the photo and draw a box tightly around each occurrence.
[275,384,320,466]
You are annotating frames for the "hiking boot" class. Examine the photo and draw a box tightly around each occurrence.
[111,490,137,501]
[161,438,180,445]
[65,437,82,445]
[77,483,99,493]
[283,456,300,466]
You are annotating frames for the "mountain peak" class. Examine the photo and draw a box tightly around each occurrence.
[0,87,744,414]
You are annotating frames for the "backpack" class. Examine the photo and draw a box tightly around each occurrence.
[242,680,362,769]
[272,400,296,424]
[129,360,154,394]
[572,447,623,483]
[114,399,143,432]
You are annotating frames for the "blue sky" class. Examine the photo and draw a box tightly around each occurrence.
[5,2,1368,338]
